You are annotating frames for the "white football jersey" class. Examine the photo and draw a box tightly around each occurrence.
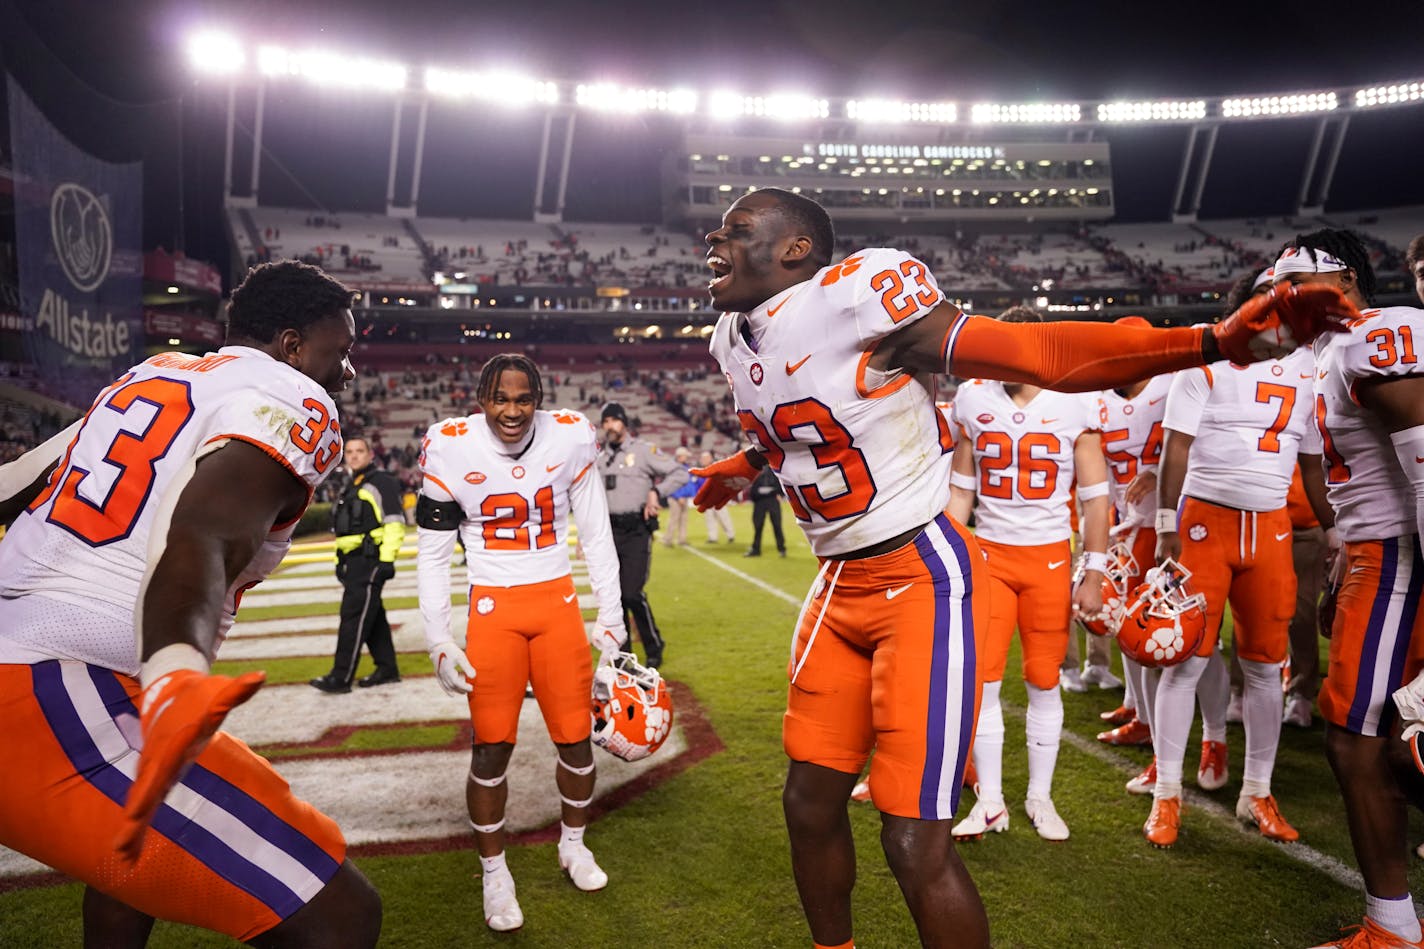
[1163,348,1319,512]
[1313,306,1424,541]
[0,346,343,672]
[1098,374,1172,526]
[419,409,600,586]
[951,382,1100,544]
[709,248,958,556]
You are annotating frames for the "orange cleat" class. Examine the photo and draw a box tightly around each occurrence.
[1100,704,1135,726]
[1125,758,1157,795]
[1097,718,1152,746]
[850,780,872,803]
[1236,794,1300,843]
[1197,740,1229,791]
[1143,796,1181,848]
[1307,916,1424,948]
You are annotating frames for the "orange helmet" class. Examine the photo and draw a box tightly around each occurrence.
[591,654,674,762]
[1116,558,1209,667]
[1074,541,1138,638]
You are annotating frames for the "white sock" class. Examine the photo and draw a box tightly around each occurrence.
[1139,666,1161,732]
[1153,655,1209,795]
[559,822,585,848]
[1240,658,1284,798]
[973,681,1005,805]
[480,852,508,877]
[1366,891,1422,941]
[1122,654,1141,714]
[1196,649,1231,744]
[1025,682,1063,801]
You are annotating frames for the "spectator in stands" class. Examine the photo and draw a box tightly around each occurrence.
[696,449,736,545]
[663,447,695,547]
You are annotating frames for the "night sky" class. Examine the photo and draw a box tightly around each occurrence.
[5,0,1423,269]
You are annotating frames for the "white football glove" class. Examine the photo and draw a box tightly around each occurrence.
[428,641,476,696]
[590,621,628,661]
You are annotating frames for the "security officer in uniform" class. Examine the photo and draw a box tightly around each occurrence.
[598,402,688,668]
[312,435,408,693]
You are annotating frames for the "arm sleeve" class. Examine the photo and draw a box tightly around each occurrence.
[948,316,1208,393]
[569,451,625,631]
[417,527,459,649]
[1162,368,1211,438]
[1389,425,1424,542]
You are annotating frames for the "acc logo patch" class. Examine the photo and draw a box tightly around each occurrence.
[441,421,469,437]
[750,362,764,386]
[1187,524,1208,542]
[476,596,495,615]
[977,413,994,425]
[465,471,486,484]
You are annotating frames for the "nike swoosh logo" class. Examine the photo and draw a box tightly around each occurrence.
[1048,560,1067,569]
[563,592,578,603]
[986,809,1007,826]
[1148,397,1164,405]
[1350,564,1367,574]
[1274,531,1291,541]
[1041,418,1058,424]
[786,355,812,375]
[886,583,914,600]
[1300,373,1313,379]
[546,463,563,472]
[767,299,788,317]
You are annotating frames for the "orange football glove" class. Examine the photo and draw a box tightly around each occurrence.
[114,669,265,862]
[1212,283,1356,364]
[690,451,761,511]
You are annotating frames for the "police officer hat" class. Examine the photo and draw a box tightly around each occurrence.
[600,401,629,423]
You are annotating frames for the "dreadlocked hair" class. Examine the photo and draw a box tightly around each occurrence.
[1223,272,1263,313]
[476,353,543,408]
[226,260,357,343]
[1281,228,1377,304]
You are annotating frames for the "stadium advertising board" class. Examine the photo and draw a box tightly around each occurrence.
[7,80,141,404]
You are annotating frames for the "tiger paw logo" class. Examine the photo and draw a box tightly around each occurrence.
[551,410,580,425]
[476,596,495,615]
[820,254,864,286]
[1187,524,1208,542]
[441,421,468,437]
[749,362,764,386]
[644,704,672,745]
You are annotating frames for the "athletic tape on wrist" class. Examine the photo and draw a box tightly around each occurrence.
[1081,551,1110,574]
[1154,508,1178,534]
[139,642,211,690]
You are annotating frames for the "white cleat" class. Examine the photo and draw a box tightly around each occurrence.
[952,798,1009,839]
[558,841,609,892]
[1225,689,1244,724]
[1059,668,1088,693]
[1025,796,1070,841]
[1081,664,1124,690]
[482,870,524,932]
[1284,693,1314,728]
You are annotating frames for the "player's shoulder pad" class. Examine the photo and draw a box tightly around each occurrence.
[213,361,342,489]
[428,416,475,440]
[1338,306,1424,384]
[415,493,464,531]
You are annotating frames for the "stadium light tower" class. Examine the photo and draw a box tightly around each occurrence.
[186,30,244,75]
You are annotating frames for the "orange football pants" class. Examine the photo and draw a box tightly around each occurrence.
[1176,497,1295,662]
[784,513,986,821]
[1319,536,1424,737]
[977,537,1073,690]
[465,573,593,745]
[0,661,345,942]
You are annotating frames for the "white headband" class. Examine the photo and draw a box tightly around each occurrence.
[1273,246,1348,277]
[1251,267,1275,290]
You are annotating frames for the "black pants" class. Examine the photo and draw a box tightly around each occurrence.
[612,521,665,666]
[330,554,397,684]
[750,500,785,554]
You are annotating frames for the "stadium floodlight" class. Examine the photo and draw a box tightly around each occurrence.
[1096,100,1206,122]
[708,91,828,120]
[425,67,559,105]
[1356,81,1424,108]
[258,45,407,92]
[575,83,697,114]
[970,102,1081,124]
[187,30,245,76]
[1220,92,1337,117]
[846,99,957,124]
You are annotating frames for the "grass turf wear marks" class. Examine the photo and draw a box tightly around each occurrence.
[5,506,1424,945]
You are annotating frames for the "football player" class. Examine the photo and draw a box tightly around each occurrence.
[1145,268,1333,849]
[1095,316,1175,791]
[0,261,380,946]
[1290,231,1424,949]
[415,354,628,933]
[690,187,1355,949]
[946,306,1112,843]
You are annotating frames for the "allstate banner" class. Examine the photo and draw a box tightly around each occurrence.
[7,78,141,404]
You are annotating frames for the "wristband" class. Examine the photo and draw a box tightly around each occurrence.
[949,471,977,491]
[1155,508,1178,534]
[139,642,211,689]
[1081,551,1109,575]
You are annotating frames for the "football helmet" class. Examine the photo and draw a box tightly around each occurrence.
[1116,558,1208,667]
[1073,541,1137,637]
[591,653,673,762]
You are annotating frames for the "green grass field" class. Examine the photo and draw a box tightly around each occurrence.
[3,504,1423,948]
